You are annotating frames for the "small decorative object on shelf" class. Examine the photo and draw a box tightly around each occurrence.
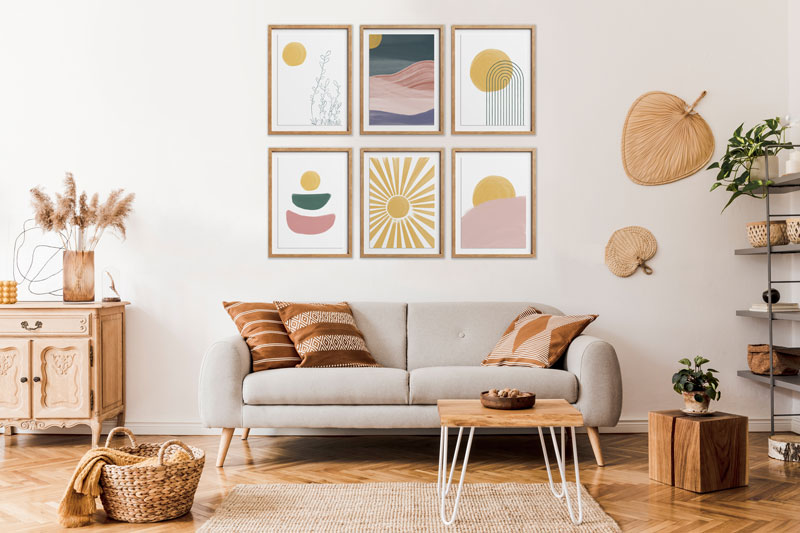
[480,389,535,410]
[102,269,122,302]
[749,302,799,312]
[746,220,788,247]
[709,117,787,211]
[787,217,800,243]
[604,226,657,277]
[672,356,720,415]
[747,344,800,376]
[785,151,800,175]
[762,288,781,303]
[29,173,134,302]
[0,281,17,304]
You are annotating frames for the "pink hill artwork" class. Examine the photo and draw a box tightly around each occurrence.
[369,60,435,125]
[461,196,527,249]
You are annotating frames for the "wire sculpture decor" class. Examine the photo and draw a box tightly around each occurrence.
[12,218,64,297]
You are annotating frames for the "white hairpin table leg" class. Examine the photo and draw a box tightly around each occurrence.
[438,426,475,526]
[541,426,583,525]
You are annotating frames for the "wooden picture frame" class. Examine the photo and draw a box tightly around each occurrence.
[360,25,444,135]
[451,148,536,258]
[268,148,352,257]
[451,25,536,135]
[268,25,352,135]
[360,148,444,258]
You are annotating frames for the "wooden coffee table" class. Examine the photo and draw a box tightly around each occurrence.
[437,399,585,526]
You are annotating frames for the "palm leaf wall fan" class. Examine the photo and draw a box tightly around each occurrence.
[622,91,714,185]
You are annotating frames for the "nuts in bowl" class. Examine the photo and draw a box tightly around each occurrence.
[480,388,536,410]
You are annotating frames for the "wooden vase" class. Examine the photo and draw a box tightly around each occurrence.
[63,251,95,302]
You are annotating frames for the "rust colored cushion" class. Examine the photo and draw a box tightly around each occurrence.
[223,301,302,371]
[482,307,597,368]
[274,301,380,368]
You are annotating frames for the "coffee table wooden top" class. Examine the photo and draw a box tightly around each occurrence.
[437,399,583,428]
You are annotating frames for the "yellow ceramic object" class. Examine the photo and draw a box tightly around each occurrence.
[0,280,18,304]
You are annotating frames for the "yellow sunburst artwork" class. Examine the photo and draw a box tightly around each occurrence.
[369,156,437,249]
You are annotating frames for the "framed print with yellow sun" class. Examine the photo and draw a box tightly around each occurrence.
[268,25,351,134]
[452,148,536,258]
[452,25,535,134]
[360,148,443,257]
[269,148,352,257]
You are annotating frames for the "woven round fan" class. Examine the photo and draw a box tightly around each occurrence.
[605,226,657,277]
[622,91,714,186]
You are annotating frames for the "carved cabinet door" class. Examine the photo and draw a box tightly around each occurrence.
[31,338,90,419]
[0,340,31,419]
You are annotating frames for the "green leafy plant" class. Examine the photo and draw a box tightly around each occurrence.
[708,117,787,211]
[672,356,721,402]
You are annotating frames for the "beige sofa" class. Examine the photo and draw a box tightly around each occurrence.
[199,302,622,467]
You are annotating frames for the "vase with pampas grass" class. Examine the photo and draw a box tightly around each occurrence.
[30,173,134,302]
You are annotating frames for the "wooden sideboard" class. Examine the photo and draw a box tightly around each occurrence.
[0,301,128,447]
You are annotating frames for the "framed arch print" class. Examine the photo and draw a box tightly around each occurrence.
[269,148,352,257]
[452,148,536,257]
[268,25,351,134]
[360,25,443,135]
[360,148,443,257]
[451,25,535,134]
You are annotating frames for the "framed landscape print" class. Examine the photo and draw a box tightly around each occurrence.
[451,25,535,134]
[452,148,536,257]
[360,148,443,257]
[268,25,351,134]
[268,148,351,257]
[360,25,443,135]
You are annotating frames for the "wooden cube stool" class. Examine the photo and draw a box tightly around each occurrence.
[648,410,748,493]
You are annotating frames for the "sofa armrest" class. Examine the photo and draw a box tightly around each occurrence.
[198,336,251,428]
[562,335,622,428]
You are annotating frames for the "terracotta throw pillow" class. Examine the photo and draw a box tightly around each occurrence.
[223,301,302,371]
[483,307,597,368]
[274,301,380,368]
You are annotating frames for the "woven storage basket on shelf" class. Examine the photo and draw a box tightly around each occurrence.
[746,221,788,247]
[605,226,657,277]
[99,427,204,523]
[787,217,800,244]
[747,344,800,376]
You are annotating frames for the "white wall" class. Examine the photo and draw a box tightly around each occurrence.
[0,0,794,434]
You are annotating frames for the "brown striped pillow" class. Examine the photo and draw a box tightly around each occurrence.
[223,301,301,371]
[482,307,597,368]
[274,301,380,368]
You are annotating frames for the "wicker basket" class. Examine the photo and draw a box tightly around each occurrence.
[747,344,800,376]
[787,217,800,244]
[746,221,788,247]
[99,427,204,523]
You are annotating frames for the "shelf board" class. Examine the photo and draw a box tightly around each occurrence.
[754,172,800,195]
[735,243,800,255]
[736,309,800,321]
[737,370,800,392]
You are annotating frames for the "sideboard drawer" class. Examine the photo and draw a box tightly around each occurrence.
[0,314,91,336]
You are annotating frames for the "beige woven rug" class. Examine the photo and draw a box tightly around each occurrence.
[199,482,621,532]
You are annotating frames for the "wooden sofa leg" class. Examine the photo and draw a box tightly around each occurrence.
[241,428,250,441]
[217,428,234,467]
[586,427,605,466]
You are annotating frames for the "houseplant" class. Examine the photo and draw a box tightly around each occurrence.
[708,117,787,211]
[672,356,721,413]
[30,173,134,302]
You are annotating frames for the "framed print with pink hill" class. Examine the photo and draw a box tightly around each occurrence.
[269,148,352,257]
[452,148,536,258]
[360,25,443,134]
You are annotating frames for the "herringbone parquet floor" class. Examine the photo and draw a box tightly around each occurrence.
[1,431,799,532]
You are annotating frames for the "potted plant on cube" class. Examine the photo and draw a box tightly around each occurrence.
[672,356,721,414]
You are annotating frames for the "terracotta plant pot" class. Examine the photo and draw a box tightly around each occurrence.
[682,391,710,413]
[63,251,95,302]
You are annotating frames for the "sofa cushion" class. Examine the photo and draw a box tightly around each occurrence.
[223,301,301,371]
[348,302,407,369]
[409,366,577,405]
[243,367,409,405]
[406,302,563,370]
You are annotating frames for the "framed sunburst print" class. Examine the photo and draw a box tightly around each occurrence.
[452,148,536,258]
[268,25,351,134]
[360,148,443,257]
[360,25,443,135]
[451,25,535,134]
[269,148,352,257]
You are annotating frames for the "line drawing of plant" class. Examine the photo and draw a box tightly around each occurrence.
[310,50,342,126]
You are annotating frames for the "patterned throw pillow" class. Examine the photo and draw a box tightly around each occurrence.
[223,302,302,371]
[274,301,380,368]
[482,307,597,368]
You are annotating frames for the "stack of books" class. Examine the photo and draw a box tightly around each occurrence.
[749,302,800,312]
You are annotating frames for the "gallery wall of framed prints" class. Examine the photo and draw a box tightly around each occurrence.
[266,24,537,259]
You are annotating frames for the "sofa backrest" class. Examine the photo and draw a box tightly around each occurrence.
[406,302,563,370]
[349,302,407,369]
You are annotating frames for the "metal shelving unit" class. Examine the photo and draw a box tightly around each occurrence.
[737,144,800,434]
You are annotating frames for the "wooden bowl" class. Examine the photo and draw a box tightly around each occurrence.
[480,391,536,410]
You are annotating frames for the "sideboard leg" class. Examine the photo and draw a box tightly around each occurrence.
[116,411,125,427]
[5,426,15,436]
[90,421,102,448]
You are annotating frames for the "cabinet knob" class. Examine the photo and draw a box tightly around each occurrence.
[19,377,27,383]
[33,376,41,383]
